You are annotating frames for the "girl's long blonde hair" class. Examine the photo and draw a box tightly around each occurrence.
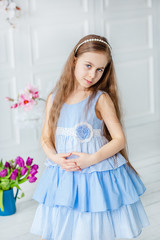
[45,34,139,176]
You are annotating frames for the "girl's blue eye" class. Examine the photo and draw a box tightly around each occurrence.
[86,64,91,68]
[97,68,103,72]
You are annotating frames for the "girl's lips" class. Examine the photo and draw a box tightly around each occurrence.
[85,79,92,84]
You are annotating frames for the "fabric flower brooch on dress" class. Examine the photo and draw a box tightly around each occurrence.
[74,122,93,142]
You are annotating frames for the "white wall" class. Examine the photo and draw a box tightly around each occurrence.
[0,0,160,202]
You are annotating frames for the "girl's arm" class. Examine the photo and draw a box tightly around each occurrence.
[40,93,57,162]
[71,93,126,170]
[90,93,126,165]
[41,93,80,171]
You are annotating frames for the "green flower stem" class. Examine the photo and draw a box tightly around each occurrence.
[38,98,46,102]
[0,190,4,212]
[18,171,30,184]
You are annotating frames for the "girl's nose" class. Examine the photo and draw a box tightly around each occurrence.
[88,69,96,79]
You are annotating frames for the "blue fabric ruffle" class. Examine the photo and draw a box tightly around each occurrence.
[30,200,149,240]
[32,163,146,212]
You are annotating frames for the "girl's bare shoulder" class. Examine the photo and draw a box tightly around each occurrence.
[95,92,115,118]
[97,92,114,108]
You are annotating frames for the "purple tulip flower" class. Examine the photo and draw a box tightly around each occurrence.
[15,156,25,168]
[0,169,7,177]
[31,164,39,170]
[29,169,38,176]
[26,157,33,166]
[4,162,11,169]
[27,176,37,183]
[12,162,17,168]
[20,166,28,176]
[10,169,18,180]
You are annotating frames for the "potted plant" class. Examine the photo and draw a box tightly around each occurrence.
[5,83,46,128]
[0,156,39,216]
[5,83,45,110]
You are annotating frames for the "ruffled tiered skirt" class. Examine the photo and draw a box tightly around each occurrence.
[30,153,149,240]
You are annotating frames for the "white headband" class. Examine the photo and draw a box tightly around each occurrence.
[74,38,111,55]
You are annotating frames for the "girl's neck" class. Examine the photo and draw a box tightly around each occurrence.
[73,90,91,98]
[72,85,91,95]
[65,90,92,105]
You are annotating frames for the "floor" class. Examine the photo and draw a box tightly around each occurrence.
[0,131,160,240]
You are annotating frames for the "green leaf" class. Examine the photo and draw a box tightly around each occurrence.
[0,159,4,168]
[13,184,21,191]
[8,159,13,162]
[15,177,19,185]
[1,180,10,190]
[1,178,9,183]
[10,180,16,188]
[21,192,25,198]
[17,192,25,199]
[5,168,11,179]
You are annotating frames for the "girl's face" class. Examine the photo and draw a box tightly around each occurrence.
[74,51,108,90]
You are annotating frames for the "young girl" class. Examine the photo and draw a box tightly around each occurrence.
[30,34,149,240]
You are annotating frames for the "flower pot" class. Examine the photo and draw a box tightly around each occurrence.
[0,188,19,216]
[15,101,45,128]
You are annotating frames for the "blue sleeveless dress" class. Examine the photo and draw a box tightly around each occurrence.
[30,90,149,240]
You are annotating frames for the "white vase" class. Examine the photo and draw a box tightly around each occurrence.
[15,101,45,128]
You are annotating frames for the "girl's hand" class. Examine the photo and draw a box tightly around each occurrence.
[53,153,81,171]
[68,152,95,170]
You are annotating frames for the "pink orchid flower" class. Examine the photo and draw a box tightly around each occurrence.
[11,103,18,109]
[18,92,36,111]
[5,83,45,112]
[26,83,39,99]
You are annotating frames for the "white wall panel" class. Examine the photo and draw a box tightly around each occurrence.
[104,0,152,9]
[100,0,159,129]
[0,29,15,70]
[115,57,154,121]
[34,72,58,99]
[0,77,18,147]
[105,16,153,52]
[29,0,89,15]
[30,21,89,65]
[0,0,95,162]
